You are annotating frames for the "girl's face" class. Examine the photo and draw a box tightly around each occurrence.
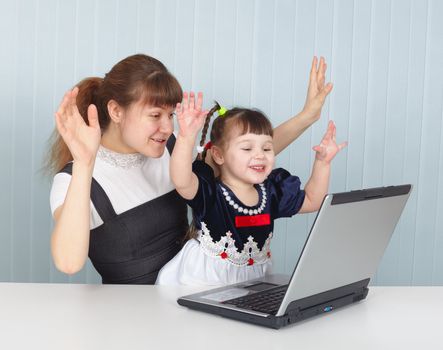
[119,99,175,158]
[214,130,275,186]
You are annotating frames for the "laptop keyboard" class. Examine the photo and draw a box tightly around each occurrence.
[222,285,288,315]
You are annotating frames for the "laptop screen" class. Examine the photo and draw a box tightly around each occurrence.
[277,185,411,316]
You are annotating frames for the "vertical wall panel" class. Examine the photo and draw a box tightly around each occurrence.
[270,0,297,273]
[212,0,237,105]
[285,0,318,273]
[174,0,196,90]
[232,0,254,106]
[250,0,274,111]
[191,0,216,98]
[115,0,138,57]
[94,0,118,76]
[0,1,17,282]
[0,0,442,285]
[433,104,443,284]
[413,0,443,285]
[31,0,58,282]
[136,0,156,54]
[50,0,78,283]
[376,0,411,285]
[154,0,177,70]
[396,0,427,285]
[363,0,390,189]
[12,0,37,281]
[329,0,353,193]
[346,0,371,191]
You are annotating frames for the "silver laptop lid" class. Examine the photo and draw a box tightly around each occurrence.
[276,185,411,316]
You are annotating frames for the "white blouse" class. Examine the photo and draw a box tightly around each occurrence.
[50,145,175,229]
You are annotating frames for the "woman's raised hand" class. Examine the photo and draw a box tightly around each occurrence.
[55,87,101,166]
[175,91,208,139]
[302,56,333,122]
[313,120,347,163]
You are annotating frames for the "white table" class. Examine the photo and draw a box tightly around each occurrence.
[0,283,441,350]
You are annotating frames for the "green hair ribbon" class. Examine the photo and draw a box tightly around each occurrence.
[218,106,227,116]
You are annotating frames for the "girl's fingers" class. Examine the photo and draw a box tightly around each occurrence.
[182,92,189,110]
[338,141,348,151]
[318,57,326,87]
[320,83,333,98]
[310,56,318,83]
[323,121,334,140]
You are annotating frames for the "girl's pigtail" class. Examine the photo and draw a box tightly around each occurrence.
[185,102,222,241]
[197,102,220,161]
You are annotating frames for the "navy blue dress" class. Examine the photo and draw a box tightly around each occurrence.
[156,160,305,286]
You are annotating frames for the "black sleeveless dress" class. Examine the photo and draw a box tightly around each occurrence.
[58,136,188,284]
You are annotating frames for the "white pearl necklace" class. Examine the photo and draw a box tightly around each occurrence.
[220,184,267,215]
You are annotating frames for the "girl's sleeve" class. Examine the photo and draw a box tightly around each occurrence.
[268,168,305,219]
[185,160,217,219]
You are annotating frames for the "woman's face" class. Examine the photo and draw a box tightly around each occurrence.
[119,99,175,158]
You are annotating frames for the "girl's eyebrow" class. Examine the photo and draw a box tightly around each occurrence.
[235,139,274,145]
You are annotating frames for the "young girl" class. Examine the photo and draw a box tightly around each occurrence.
[49,54,333,284]
[156,93,346,286]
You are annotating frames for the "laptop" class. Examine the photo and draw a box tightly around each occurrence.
[177,184,412,329]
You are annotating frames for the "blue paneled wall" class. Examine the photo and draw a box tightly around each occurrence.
[0,0,441,285]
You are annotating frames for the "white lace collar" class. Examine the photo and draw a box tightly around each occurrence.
[97,145,145,169]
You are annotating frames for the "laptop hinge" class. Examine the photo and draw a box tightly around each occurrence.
[283,279,370,323]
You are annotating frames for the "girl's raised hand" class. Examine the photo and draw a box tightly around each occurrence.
[313,121,347,163]
[176,91,208,139]
[55,87,101,166]
[302,56,333,122]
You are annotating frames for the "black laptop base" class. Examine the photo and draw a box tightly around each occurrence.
[177,279,369,329]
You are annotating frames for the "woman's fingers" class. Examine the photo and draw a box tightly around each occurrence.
[66,87,79,116]
[54,112,67,135]
[87,104,100,129]
[196,92,203,111]
[189,91,195,110]
[56,90,71,118]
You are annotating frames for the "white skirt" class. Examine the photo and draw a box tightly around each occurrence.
[156,238,272,286]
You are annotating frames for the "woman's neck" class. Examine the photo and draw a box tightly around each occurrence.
[101,123,137,154]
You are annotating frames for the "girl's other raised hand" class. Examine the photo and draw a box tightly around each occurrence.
[55,87,101,167]
[175,91,208,139]
[313,120,347,163]
[302,56,333,122]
